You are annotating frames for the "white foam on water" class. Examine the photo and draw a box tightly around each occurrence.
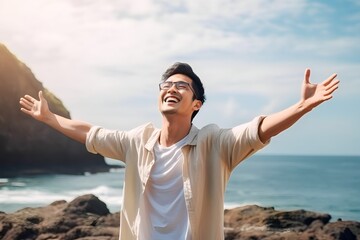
[224,201,262,210]
[0,178,9,184]
[0,188,73,204]
[67,185,123,207]
[0,185,123,209]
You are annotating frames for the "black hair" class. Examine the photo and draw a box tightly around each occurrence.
[161,62,206,121]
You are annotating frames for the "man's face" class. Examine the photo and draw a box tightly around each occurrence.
[158,74,201,120]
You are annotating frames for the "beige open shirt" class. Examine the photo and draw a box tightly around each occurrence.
[86,116,269,240]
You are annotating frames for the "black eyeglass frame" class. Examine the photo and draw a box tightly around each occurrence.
[159,81,198,99]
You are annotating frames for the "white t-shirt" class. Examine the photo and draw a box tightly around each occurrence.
[139,135,191,240]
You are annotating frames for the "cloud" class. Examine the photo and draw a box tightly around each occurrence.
[1,0,359,154]
[2,0,356,70]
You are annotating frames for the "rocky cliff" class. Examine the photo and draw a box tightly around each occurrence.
[0,195,359,240]
[0,43,110,177]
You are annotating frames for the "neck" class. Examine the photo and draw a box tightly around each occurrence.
[160,115,192,147]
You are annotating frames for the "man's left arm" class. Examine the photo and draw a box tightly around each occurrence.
[258,68,340,143]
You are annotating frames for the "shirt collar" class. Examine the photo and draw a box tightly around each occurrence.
[186,124,199,146]
[145,124,199,151]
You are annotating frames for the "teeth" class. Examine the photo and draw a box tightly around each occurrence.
[165,97,179,103]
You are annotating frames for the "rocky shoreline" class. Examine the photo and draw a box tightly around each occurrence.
[1,194,359,240]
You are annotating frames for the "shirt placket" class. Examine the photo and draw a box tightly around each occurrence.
[181,145,197,238]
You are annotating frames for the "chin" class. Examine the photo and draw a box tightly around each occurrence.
[161,109,177,115]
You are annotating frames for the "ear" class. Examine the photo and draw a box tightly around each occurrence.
[193,100,202,111]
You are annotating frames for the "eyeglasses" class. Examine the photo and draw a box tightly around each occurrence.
[159,81,198,98]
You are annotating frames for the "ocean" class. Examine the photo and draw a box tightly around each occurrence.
[1,155,359,222]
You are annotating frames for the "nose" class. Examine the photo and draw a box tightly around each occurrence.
[167,83,178,93]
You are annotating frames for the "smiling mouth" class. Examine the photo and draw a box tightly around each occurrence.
[164,96,180,103]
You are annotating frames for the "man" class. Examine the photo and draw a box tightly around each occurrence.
[19,62,339,240]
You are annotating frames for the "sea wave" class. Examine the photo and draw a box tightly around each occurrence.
[0,188,73,204]
[224,201,262,210]
[0,185,122,208]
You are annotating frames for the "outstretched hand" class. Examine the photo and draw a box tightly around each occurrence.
[19,91,50,122]
[301,68,340,110]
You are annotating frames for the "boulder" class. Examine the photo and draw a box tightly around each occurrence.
[0,194,120,240]
[224,205,360,239]
[1,195,359,240]
[0,43,111,177]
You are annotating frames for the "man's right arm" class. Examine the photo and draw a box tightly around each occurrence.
[19,91,92,144]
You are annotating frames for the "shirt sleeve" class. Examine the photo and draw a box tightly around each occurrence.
[219,116,270,170]
[86,126,129,162]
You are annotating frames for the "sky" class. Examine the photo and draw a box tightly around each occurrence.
[0,0,359,156]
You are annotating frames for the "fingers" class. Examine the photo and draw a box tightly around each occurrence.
[322,73,338,86]
[323,74,339,99]
[20,107,32,115]
[325,78,340,90]
[325,80,340,96]
[320,76,339,103]
[19,92,39,113]
[19,98,33,116]
[305,69,339,88]
[19,91,41,105]
[19,96,33,109]
[303,68,311,84]
[306,70,340,97]
[24,94,37,103]
[39,90,44,101]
